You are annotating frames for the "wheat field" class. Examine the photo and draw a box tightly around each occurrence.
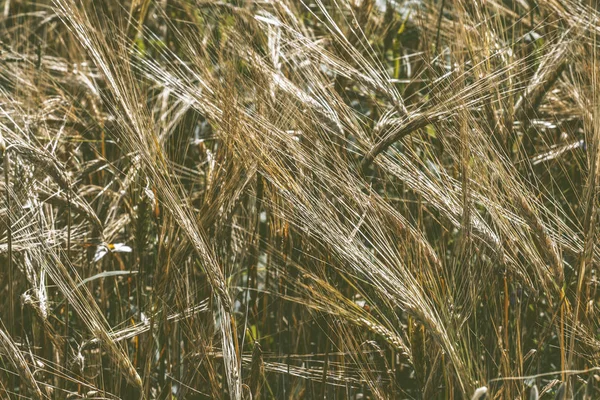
[0,0,599,399]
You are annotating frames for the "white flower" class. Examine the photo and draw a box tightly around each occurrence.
[93,243,133,262]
